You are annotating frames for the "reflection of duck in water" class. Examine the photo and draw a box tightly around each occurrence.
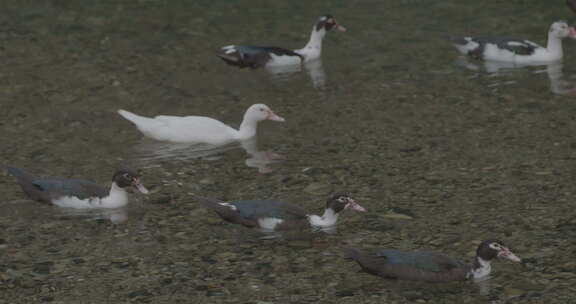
[59,207,129,224]
[118,104,284,145]
[455,56,534,74]
[545,62,576,95]
[133,137,285,174]
[241,137,285,173]
[6,167,148,209]
[257,57,328,90]
[304,58,327,89]
[452,21,576,64]
[455,58,576,95]
[218,15,345,69]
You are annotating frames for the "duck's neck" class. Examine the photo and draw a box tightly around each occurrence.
[469,256,492,280]
[237,117,259,141]
[100,182,129,208]
[546,35,564,60]
[295,27,327,61]
[307,208,339,227]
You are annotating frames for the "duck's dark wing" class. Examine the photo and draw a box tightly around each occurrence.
[344,248,469,282]
[485,37,539,55]
[218,45,302,69]
[6,166,49,202]
[6,166,107,202]
[231,200,308,221]
[194,194,309,228]
[378,250,465,272]
[193,195,259,227]
[451,35,541,60]
[476,37,539,56]
[32,178,108,200]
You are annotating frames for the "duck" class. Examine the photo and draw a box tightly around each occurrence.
[218,15,346,69]
[343,239,521,282]
[452,21,576,64]
[118,104,284,145]
[6,167,149,209]
[194,193,366,231]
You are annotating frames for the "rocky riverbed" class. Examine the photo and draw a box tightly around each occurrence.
[1,1,576,303]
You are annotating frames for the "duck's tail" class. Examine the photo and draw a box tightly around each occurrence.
[343,247,385,276]
[191,194,228,210]
[5,166,35,182]
[117,109,153,126]
[191,194,251,226]
[5,166,48,203]
[217,45,266,69]
[342,247,362,260]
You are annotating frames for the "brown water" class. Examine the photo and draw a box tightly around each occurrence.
[2,0,576,303]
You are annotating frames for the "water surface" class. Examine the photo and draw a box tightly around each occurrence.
[1,0,576,303]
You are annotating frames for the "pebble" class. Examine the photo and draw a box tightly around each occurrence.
[303,182,332,195]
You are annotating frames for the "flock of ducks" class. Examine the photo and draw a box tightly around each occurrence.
[15,10,576,286]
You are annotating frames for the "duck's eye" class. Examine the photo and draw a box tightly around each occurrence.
[123,173,131,179]
[259,108,265,111]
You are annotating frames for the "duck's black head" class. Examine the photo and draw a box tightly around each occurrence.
[315,15,347,32]
[476,239,521,262]
[326,193,366,213]
[113,168,149,194]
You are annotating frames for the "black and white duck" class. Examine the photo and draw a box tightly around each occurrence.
[452,21,576,64]
[344,239,521,282]
[218,15,346,69]
[195,193,365,231]
[6,167,148,209]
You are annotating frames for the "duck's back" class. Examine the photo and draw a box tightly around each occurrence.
[7,166,107,203]
[345,248,469,282]
[33,178,108,200]
[146,115,238,144]
[231,200,308,221]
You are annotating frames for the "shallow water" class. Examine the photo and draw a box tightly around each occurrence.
[2,0,576,303]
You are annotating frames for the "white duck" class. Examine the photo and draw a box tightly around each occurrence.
[218,15,346,69]
[118,104,285,145]
[452,21,576,64]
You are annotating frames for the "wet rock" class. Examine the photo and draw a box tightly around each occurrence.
[383,207,416,220]
[205,289,226,297]
[401,290,425,301]
[149,195,176,205]
[286,240,312,249]
[199,178,215,185]
[303,182,332,195]
[503,287,526,299]
[127,289,153,301]
[301,167,327,176]
[335,289,355,297]
[33,261,53,275]
[399,146,422,153]
[71,258,86,264]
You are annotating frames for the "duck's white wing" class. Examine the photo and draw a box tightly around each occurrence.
[146,115,238,144]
